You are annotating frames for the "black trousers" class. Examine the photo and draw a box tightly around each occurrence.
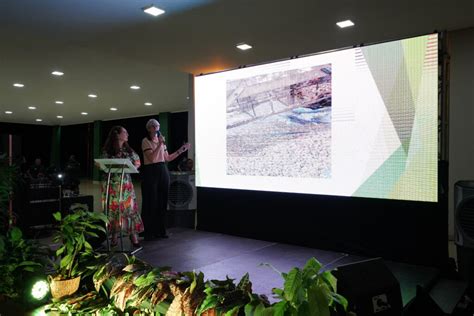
[141,162,169,238]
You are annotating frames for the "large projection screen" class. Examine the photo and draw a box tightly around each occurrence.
[195,34,438,202]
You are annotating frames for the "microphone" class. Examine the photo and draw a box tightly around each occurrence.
[156,130,161,137]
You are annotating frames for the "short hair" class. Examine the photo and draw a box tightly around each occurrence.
[146,119,159,130]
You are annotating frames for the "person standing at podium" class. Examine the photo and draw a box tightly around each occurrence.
[102,126,144,247]
[141,119,191,240]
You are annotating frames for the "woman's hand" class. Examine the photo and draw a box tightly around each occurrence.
[180,143,191,153]
[158,135,166,145]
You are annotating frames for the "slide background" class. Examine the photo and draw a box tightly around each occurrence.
[195,34,438,202]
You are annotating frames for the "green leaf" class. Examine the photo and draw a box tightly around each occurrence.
[225,305,241,316]
[283,268,303,304]
[60,253,73,269]
[271,301,287,316]
[197,295,219,315]
[53,212,62,222]
[307,284,330,316]
[272,288,284,299]
[320,270,337,291]
[56,245,66,256]
[302,258,322,282]
[10,227,22,241]
[237,273,250,290]
[331,293,348,310]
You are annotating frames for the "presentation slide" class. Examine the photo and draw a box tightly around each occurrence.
[195,34,438,202]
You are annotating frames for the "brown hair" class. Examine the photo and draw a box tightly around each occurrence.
[102,126,133,157]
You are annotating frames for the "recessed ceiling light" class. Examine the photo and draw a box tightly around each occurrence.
[110,107,118,111]
[81,112,88,115]
[142,5,165,17]
[55,101,64,104]
[144,102,152,106]
[336,20,355,28]
[13,83,24,88]
[130,85,141,90]
[57,115,63,119]
[36,119,42,122]
[51,71,64,76]
[88,94,97,98]
[236,43,252,50]
[5,111,13,114]
[28,106,36,110]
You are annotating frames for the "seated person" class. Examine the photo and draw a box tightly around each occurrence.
[27,157,46,179]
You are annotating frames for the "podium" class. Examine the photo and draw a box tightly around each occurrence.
[95,158,141,254]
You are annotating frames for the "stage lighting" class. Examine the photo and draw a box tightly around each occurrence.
[31,280,49,301]
[57,173,63,179]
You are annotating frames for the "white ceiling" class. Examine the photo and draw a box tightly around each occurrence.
[0,0,473,125]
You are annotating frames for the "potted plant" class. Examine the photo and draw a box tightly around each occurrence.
[50,204,107,299]
[245,257,348,316]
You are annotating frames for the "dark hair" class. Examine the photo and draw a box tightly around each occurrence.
[102,126,133,157]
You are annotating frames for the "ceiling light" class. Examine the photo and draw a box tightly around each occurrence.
[336,20,354,28]
[236,43,252,50]
[130,85,140,90]
[55,101,64,104]
[13,83,24,87]
[36,119,42,122]
[5,111,13,114]
[57,115,63,119]
[144,102,152,106]
[51,71,64,76]
[28,106,36,110]
[110,107,118,111]
[143,5,165,17]
[88,94,97,98]
[81,112,88,115]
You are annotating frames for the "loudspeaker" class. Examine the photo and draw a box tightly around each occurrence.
[168,171,197,210]
[334,258,402,316]
[454,181,474,248]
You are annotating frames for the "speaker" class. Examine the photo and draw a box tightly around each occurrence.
[168,171,197,210]
[454,181,474,248]
[334,258,402,316]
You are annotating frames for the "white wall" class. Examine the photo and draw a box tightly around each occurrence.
[449,27,474,238]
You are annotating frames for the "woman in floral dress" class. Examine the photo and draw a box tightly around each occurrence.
[102,126,144,247]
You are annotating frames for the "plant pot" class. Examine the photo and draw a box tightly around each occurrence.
[49,276,81,299]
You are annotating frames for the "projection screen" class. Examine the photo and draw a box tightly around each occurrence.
[195,33,438,202]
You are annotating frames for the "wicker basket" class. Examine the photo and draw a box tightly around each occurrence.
[49,276,81,299]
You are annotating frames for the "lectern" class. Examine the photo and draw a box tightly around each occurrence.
[95,158,141,254]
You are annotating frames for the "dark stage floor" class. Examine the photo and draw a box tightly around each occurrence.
[135,228,440,307]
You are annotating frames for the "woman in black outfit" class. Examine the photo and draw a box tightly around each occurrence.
[141,119,191,240]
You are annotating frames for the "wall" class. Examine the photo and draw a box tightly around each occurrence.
[449,27,474,238]
[0,122,53,167]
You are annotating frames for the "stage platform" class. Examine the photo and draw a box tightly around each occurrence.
[136,228,441,308]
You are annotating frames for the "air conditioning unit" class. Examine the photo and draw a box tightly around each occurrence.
[168,171,197,211]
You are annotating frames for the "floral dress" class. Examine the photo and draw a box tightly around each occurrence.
[101,148,144,238]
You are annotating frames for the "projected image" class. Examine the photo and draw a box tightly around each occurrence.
[195,33,438,202]
[226,65,332,178]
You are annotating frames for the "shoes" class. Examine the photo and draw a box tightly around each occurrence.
[110,239,118,247]
[132,242,142,248]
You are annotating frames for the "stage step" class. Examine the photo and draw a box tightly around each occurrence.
[429,278,468,315]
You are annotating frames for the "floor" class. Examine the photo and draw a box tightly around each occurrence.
[136,228,365,299]
[78,178,458,262]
